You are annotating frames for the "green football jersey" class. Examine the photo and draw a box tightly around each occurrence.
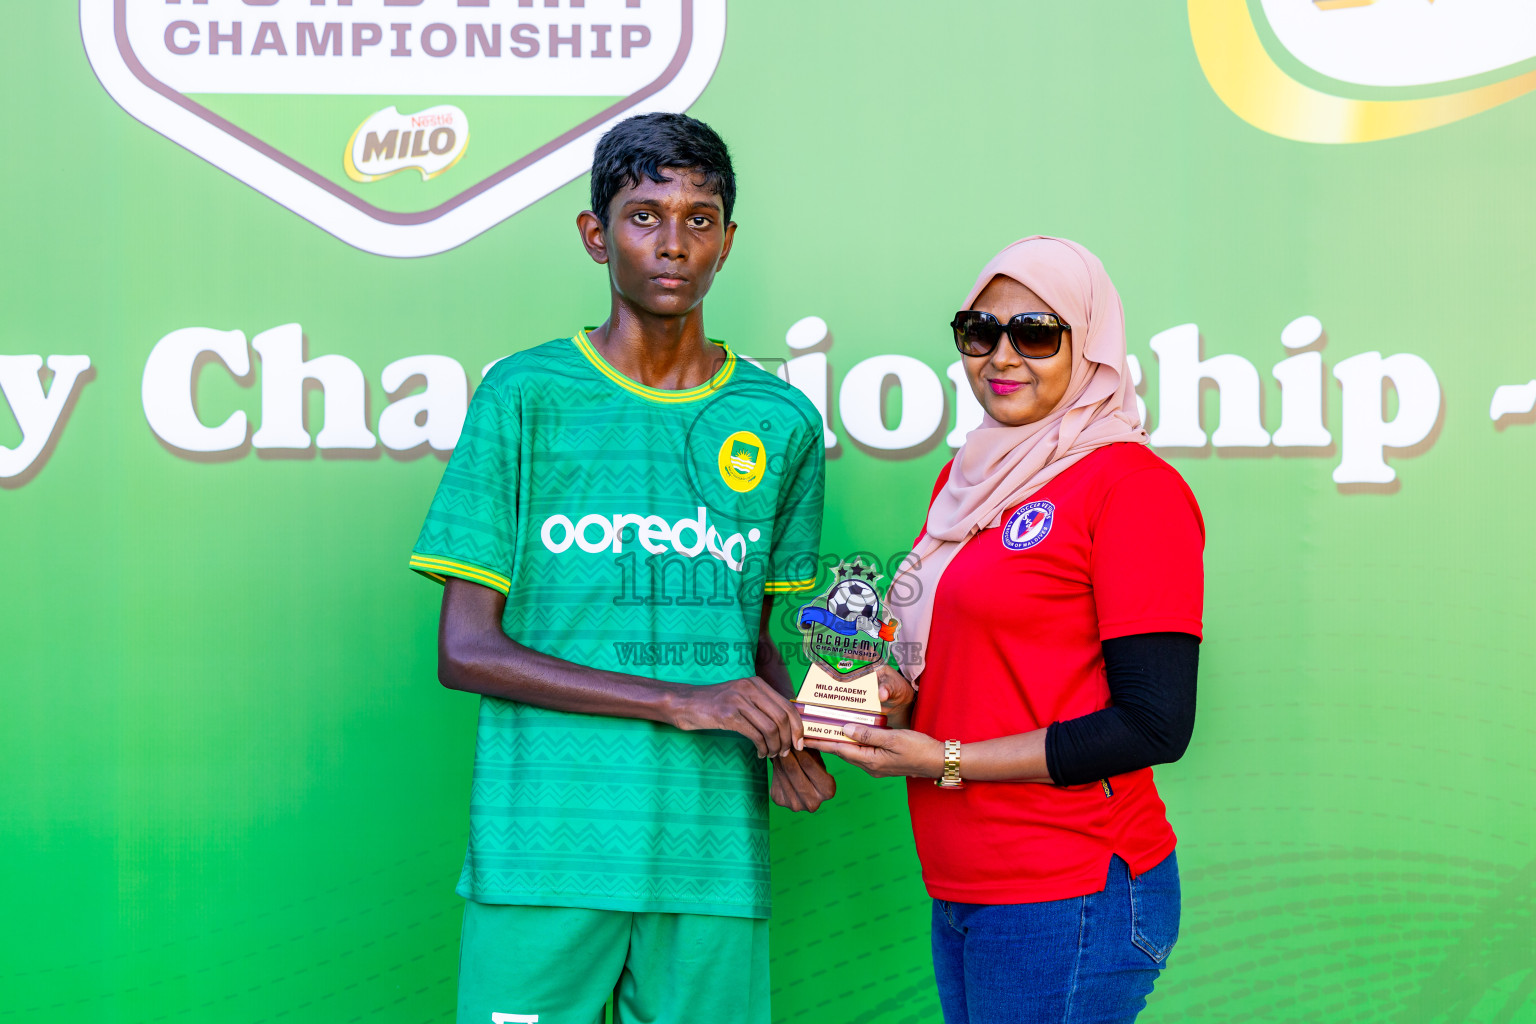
[410,330,825,919]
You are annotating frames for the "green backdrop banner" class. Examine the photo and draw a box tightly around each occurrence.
[4,2,1534,1022]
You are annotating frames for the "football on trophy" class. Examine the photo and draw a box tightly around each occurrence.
[827,579,878,621]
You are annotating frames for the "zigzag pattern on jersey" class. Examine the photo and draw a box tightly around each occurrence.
[498,618,764,651]
[421,339,822,606]
[525,421,689,455]
[508,549,761,590]
[465,819,771,865]
[440,408,517,490]
[468,737,764,782]
[416,486,513,578]
[497,603,754,637]
[504,557,767,603]
[469,710,766,801]
[414,391,519,574]
[518,408,788,512]
[468,749,765,793]
[459,865,770,915]
[473,704,762,764]
[495,639,756,681]
[425,481,509,523]
[520,463,710,512]
[471,745,760,789]
[422,338,815,915]
[460,820,771,910]
[469,780,765,821]
[495,624,759,681]
[479,626,755,681]
[480,338,599,396]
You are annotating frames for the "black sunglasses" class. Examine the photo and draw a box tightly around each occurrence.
[951,310,1071,359]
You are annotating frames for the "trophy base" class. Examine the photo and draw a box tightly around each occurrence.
[796,701,887,743]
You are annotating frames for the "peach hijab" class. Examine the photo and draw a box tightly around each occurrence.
[891,236,1148,678]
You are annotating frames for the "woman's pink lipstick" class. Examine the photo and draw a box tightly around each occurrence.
[988,379,1024,396]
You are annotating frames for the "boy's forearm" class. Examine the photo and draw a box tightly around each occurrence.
[440,615,691,725]
[437,578,804,757]
[754,596,795,699]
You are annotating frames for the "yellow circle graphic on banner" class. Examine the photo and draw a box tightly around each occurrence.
[718,431,767,493]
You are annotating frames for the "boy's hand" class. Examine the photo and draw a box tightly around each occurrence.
[668,676,803,758]
[770,748,837,812]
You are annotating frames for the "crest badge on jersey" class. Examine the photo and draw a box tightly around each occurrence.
[80,0,727,257]
[717,430,766,493]
[1002,500,1054,551]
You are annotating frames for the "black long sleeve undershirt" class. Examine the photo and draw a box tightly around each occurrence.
[1044,631,1200,787]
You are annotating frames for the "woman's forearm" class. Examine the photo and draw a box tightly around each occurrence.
[1045,632,1199,785]
[952,728,1054,783]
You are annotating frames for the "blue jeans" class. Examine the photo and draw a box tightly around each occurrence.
[931,853,1180,1024]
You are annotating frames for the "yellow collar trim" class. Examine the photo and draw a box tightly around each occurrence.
[572,329,735,404]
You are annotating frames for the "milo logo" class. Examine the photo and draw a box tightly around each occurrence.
[346,106,469,183]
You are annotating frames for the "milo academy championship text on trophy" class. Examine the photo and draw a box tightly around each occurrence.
[794,560,900,743]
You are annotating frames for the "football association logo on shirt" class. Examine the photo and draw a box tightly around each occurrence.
[1002,500,1055,551]
[717,431,767,493]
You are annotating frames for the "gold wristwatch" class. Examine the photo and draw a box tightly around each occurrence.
[936,739,964,789]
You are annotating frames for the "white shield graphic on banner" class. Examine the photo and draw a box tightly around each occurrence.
[81,0,727,258]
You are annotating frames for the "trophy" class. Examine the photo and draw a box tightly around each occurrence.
[793,559,900,743]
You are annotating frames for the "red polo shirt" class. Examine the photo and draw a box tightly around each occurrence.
[907,442,1204,904]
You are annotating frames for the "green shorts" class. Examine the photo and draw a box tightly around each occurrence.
[456,900,770,1024]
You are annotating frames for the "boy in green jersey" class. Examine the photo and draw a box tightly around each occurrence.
[409,113,837,1024]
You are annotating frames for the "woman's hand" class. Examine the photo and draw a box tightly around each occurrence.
[876,664,917,729]
[807,724,945,779]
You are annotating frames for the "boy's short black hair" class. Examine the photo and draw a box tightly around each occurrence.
[589,112,735,227]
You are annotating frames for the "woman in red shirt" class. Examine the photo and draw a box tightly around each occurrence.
[811,237,1203,1024]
